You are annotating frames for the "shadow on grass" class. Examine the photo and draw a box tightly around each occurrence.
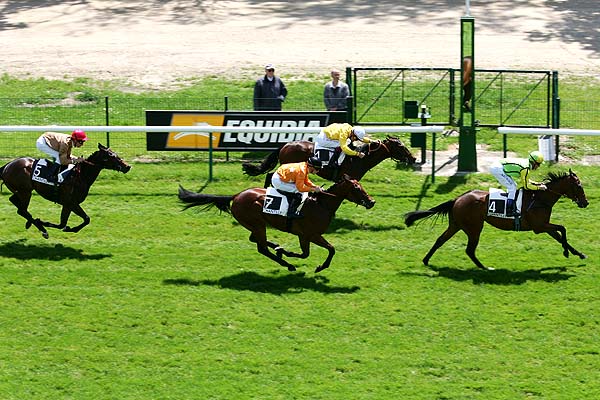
[0,239,111,261]
[399,264,579,285]
[327,218,402,233]
[163,271,360,295]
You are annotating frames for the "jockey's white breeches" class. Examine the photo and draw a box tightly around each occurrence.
[36,136,61,163]
[314,130,340,151]
[271,173,299,193]
[490,163,518,200]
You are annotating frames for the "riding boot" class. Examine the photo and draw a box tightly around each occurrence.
[506,198,516,217]
[287,193,303,219]
[328,147,342,167]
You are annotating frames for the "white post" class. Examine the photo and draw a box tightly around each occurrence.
[465,0,471,16]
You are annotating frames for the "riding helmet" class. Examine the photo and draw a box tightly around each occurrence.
[353,126,366,140]
[529,150,544,166]
[307,156,322,169]
[71,129,88,142]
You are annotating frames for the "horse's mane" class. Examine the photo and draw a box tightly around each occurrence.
[545,171,569,183]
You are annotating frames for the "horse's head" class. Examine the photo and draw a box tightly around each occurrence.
[331,174,375,209]
[86,143,131,173]
[381,136,416,165]
[546,169,588,208]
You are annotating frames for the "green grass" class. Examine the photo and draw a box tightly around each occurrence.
[0,160,598,399]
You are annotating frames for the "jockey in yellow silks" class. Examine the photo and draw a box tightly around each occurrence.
[489,150,547,216]
[314,123,378,166]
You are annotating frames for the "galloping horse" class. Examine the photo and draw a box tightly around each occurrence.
[178,174,375,273]
[404,170,589,270]
[0,143,131,238]
[242,136,416,184]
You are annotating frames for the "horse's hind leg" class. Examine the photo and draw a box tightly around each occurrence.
[423,225,459,266]
[249,232,297,271]
[9,193,49,239]
[463,224,490,270]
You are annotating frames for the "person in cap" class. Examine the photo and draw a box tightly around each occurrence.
[324,69,350,111]
[253,63,288,111]
[313,123,379,170]
[36,129,88,183]
[489,150,547,216]
[271,157,323,218]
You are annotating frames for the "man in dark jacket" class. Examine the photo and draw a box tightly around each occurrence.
[253,63,288,111]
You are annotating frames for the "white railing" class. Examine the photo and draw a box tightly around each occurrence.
[498,127,600,136]
[0,125,446,134]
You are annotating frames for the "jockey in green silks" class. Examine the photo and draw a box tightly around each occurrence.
[489,150,547,216]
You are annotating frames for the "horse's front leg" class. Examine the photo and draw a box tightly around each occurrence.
[311,235,335,273]
[41,206,70,230]
[544,226,587,260]
[62,204,90,233]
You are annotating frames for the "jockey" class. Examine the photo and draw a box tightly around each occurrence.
[489,150,547,216]
[271,157,323,218]
[36,130,88,183]
[314,123,379,168]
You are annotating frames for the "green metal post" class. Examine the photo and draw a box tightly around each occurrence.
[208,132,213,182]
[458,16,477,171]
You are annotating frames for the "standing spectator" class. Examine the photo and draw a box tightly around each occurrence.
[254,63,287,111]
[323,69,350,111]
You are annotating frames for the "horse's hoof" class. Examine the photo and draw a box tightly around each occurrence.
[580,253,588,260]
[315,265,328,273]
[42,232,49,239]
[485,266,495,271]
[563,251,569,258]
[63,226,71,232]
[25,221,32,229]
[287,265,296,272]
[423,258,429,266]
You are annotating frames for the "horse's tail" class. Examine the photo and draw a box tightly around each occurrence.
[178,185,233,214]
[404,199,455,227]
[241,149,281,176]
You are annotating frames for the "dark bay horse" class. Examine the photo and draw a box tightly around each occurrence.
[242,136,416,183]
[178,174,375,273]
[404,170,589,270]
[0,143,131,238]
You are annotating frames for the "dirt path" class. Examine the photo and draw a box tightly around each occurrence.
[1,1,598,89]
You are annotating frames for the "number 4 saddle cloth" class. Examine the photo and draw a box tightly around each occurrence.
[487,188,523,219]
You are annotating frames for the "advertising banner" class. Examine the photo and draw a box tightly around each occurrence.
[146,111,347,151]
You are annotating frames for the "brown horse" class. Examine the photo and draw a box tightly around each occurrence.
[404,170,589,270]
[0,143,131,238]
[178,174,375,273]
[242,135,416,184]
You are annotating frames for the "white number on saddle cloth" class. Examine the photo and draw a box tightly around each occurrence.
[31,159,57,186]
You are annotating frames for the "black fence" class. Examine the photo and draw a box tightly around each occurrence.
[348,67,559,128]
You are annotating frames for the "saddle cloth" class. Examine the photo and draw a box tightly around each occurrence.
[263,187,308,216]
[487,188,523,219]
[312,147,346,167]
[31,159,57,186]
